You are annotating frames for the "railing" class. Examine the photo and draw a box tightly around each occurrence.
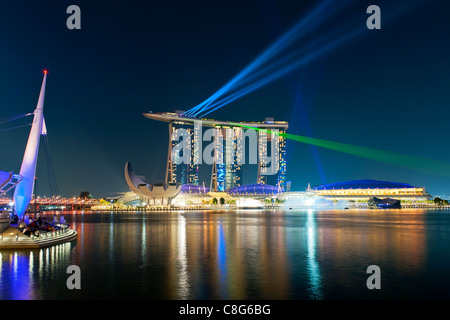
[30,223,71,240]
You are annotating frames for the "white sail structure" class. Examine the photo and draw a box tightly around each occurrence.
[13,71,47,217]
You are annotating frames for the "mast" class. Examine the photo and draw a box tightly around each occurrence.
[13,70,47,217]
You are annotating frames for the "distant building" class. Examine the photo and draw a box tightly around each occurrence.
[311,179,431,201]
[170,123,199,185]
[227,183,280,196]
[124,162,181,205]
[257,125,287,190]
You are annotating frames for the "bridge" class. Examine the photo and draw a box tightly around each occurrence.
[0,171,22,196]
[0,71,49,216]
[1,196,100,211]
[1,71,71,214]
[0,71,79,249]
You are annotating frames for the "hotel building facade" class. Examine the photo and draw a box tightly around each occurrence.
[144,111,288,192]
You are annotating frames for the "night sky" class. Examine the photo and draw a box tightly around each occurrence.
[1,0,449,198]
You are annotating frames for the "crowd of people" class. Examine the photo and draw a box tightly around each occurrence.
[18,214,67,237]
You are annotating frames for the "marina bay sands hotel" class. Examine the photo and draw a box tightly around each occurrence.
[144,111,289,192]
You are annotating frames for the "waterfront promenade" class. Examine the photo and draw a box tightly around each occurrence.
[2,196,449,213]
[0,224,77,249]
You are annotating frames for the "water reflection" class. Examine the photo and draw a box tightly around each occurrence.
[0,242,73,300]
[216,224,228,298]
[177,213,190,299]
[306,209,323,299]
[0,209,445,299]
[179,212,294,299]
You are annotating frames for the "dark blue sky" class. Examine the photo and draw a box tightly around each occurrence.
[1,0,449,198]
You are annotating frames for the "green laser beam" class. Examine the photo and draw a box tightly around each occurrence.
[228,122,450,179]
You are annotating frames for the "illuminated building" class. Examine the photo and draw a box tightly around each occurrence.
[257,119,287,190]
[210,126,243,192]
[170,123,199,185]
[144,111,289,192]
[312,179,431,202]
[227,183,279,196]
[124,162,181,205]
[171,184,211,207]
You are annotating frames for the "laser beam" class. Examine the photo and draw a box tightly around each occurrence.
[184,0,352,117]
[198,25,363,118]
[185,0,433,118]
[230,123,450,179]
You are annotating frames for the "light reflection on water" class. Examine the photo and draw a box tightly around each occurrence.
[0,242,73,300]
[306,209,322,299]
[1,209,450,299]
[177,213,190,299]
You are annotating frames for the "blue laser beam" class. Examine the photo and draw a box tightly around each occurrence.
[184,0,352,116]
[186,0,339,116]
[185,0,432,118]
[198,25,364,118]
[189,4,356,117]
[194,16,362,117]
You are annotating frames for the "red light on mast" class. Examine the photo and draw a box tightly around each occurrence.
[43,69,48,74]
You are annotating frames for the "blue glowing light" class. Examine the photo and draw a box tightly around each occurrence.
[184,0,346,117]
[184,0,429,118]
[217,224,228,298]
[184,0,356,117]
[216,163,225,192]
[198,25,363,118]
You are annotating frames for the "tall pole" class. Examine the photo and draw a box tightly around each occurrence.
[14,70,47,217]
[34,177,37,216]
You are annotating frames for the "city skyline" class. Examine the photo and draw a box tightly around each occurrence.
[1,0,449,198]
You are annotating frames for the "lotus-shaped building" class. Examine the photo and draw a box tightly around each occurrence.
[124,162,181,205]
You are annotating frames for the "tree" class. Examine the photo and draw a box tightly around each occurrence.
[80,191,91,199]
[434,197,449,205]
[212,198,218,205]
[220,197,225,205]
